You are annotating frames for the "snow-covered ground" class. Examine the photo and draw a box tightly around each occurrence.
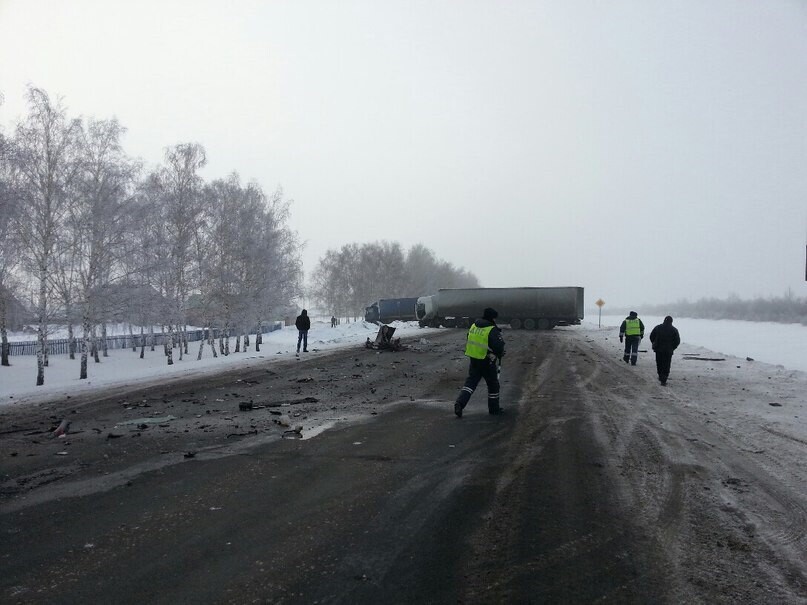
[0,319,433,408]
[595,314,807,373]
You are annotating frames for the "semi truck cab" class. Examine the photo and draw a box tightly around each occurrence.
[416,296,435,323]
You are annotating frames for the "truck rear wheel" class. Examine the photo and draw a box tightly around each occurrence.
[524,319,536,330]
[510,318,522,330]
[537,318,552,330]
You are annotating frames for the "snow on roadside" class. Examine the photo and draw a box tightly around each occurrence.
[580,319,807,452]
[0,319,432,408]
[593,315,807,374]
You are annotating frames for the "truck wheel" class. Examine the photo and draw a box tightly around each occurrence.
[524,318,536,330]
[537,318,551,330]
[510,318,522,330]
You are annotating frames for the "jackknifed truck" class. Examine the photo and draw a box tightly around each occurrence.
[415,287,584,329]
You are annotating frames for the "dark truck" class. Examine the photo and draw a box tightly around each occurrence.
[415,287,584,329]
[364,298,419,325]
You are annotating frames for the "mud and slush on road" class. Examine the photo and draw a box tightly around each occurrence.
[2,326,806,604]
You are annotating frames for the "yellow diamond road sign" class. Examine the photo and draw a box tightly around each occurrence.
[595,299,605,308]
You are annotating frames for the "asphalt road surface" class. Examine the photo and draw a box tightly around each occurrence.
[2,328,806,604]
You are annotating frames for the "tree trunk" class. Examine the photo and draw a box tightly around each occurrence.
[197,323,207,361]
[150,324,155,352]
[166,324,174,365]
[36,264,47,385]
[92,325,100,363]
[197,336,205,360]
[183,324,188,355]
[102,323,109,357]
[68,321,76,360]
[224,324,230,356]
[235,333,241,353]
[255,317,261,353]
[209,327,218,358]
[244,332,249,353]
[129,323,136,352]
[0,294,10,366]
[140,325,145,359]
[80,316,91,379]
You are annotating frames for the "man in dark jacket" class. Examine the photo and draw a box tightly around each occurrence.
[619,311,645,365]
[454,307,506,418]
[295,309,311,354]
[649,315,681,386]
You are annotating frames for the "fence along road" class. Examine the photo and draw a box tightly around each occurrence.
[5,324,282,356]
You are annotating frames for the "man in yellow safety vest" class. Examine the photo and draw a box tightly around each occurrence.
[619,310,645,366]
[454,307,506,418]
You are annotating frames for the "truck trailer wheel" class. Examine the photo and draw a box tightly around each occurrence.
[524,318,536,330]
[537,318,552,330]
[510,318,522,330]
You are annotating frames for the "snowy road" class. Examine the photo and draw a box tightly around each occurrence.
[1,327,806,603]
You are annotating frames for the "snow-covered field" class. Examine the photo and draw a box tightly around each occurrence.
[596,314,807,373]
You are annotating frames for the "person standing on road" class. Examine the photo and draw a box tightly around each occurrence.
[295,309,311,354]
[619,311,645,365]
[454,307,506,418]
[649,315,681,386]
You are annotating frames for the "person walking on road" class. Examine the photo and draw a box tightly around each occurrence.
[619,311,645,365]
[454,307,506,418]
[295,309,311,354]
[649,315,681,386]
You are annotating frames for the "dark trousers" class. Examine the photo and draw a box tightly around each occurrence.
[456,358,500,412]
[297,330,308,352]
[655,350,673,382]
[623,336,641,365]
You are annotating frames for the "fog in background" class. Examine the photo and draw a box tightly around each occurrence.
[2,0,806,310]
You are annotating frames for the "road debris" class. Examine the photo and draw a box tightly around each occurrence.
[50,419,70,438]
[365,325,404,351]
[116,415,177,426]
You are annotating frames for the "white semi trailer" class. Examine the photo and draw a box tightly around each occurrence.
[416,287,584,330]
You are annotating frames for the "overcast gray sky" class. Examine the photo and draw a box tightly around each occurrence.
[2,0,806,309]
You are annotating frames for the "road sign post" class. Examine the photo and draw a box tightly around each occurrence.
[595,299,605,328]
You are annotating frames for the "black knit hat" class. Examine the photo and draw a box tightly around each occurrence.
[483,307,498,320]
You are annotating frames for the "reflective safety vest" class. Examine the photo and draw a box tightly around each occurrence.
[625,318,641,336]
[465,323,495,359]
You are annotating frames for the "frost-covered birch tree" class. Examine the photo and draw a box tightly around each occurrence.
[70,118,138,379]
[155,143,206,365]
[12,87,81,385]
[0,121,22,367]
[250,186,302,349]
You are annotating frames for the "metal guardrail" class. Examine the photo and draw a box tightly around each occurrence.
[5,323,283,357]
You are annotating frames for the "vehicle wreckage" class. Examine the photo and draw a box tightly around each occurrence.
[365,325,405,351]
